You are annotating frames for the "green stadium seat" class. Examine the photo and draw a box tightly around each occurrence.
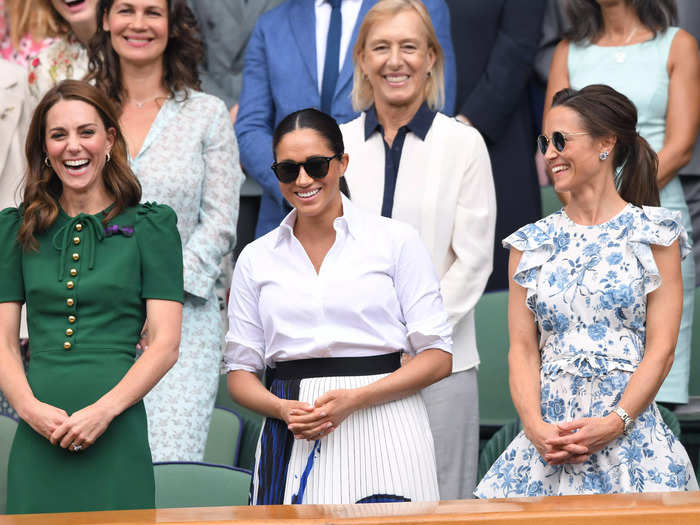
[0,415,18,514]
[203,406,243,467]
[153,462,251,508]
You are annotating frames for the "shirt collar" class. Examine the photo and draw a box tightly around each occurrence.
[363,102,436,141]
[274,194,362,248]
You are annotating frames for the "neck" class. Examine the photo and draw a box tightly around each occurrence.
[120,59,168,104]
[294,195,343,241]
[599,1,643,39]
[375,96,424,145]
[565,171,627,225]
[59,185,114,217]
[71,19,97,47]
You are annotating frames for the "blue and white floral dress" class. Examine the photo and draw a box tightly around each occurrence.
[475,204,699,497]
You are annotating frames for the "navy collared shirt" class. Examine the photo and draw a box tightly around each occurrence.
[364,103,437,218]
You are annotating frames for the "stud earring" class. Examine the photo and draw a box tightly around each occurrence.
[599,151,609,161]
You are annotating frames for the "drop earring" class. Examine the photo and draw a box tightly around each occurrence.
[599,151,609,161]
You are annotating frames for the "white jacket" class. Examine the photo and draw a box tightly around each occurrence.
[341,112,497,372]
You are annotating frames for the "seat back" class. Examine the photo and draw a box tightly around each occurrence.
[540,185,562,217]
[153,462,251,508]
[203,406,243,467]
[477,419,522,483]
[0,415,18,514]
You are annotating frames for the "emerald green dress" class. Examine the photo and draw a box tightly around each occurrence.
[0,202,184,514]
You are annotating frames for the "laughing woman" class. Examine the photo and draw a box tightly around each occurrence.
[225,108,452,505]
[87,0,241,461]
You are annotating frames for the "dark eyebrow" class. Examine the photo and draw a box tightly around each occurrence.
[48,123,98,133]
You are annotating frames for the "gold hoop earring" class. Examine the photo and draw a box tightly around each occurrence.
[44,157,51,168]
[106,152,111,163]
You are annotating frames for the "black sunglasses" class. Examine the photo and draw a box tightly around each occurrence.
[537,131,589,155]
[271,154,342,184]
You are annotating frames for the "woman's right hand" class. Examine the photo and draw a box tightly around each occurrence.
[525,419,589,465]
[21,399,69,441]
[277,399,314,426]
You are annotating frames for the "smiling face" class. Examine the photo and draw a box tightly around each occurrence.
[275,128,348,221]
[359,9,435,111]
[103,0,169,67]
[543,106,611,194]
[45,99,115,199]
[51,0,98,36]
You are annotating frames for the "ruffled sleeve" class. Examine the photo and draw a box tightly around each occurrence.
[0,207,24,303]
[502,221,555,299]
[136,202,184,303]
[628,205,691,295]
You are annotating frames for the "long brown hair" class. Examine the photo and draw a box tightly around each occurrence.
[19,80,141,250]
[551,84,659,207]
[86,0,203,106]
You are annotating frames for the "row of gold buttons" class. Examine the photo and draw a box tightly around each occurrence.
[64,223,82,350]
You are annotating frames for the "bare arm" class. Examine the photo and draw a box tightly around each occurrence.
[657,30,700,189]
[50,299,182,449]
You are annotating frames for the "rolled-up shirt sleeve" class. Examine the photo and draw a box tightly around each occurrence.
[224,248,266,375]
[394,227,453,355]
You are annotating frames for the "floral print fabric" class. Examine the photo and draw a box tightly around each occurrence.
[27,35,87,107]
[475,205,698,497]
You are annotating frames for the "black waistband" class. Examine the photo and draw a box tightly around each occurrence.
[271,352,402,380]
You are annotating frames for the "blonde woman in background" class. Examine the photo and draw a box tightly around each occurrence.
[0,0,60,66]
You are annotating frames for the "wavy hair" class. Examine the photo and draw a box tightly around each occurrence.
[8,0,65,48]
[565,0,678,43]
[351,0,444,112]
[551,84,659,207]
[20,80,141,250]
[86,0,203,106]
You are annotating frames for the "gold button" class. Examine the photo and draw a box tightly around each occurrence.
[72,253,80,261]
[63,341,72,350]
[75,223,83,231]
[68,315,76,323]
[73,237,80,245]
[66,281,74,289]
[66,298,74,307]
[70,268,78,276]
[65,328,74,336]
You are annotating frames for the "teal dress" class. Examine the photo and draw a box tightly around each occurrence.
[0,203,184,514]
[569,27,695,404]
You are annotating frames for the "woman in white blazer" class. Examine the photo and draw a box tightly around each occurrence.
[339,0,496,499]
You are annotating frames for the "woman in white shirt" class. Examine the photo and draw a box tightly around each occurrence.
[339,0,496,499]
[225,108,453,505]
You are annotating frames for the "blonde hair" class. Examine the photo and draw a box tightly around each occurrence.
[6,0,65,49]
[351,0,444,112]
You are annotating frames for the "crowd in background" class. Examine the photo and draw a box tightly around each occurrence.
[0,0,699,513]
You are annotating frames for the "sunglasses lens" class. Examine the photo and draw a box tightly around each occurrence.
[552,131,566,152]
[275,162,300,183]
[537,135,548,155]
[303,158,330,179]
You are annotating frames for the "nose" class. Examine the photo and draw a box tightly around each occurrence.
[387,45,401,68]
[130,11,147,30]
[296,166,314,186]
[67,134,81,153]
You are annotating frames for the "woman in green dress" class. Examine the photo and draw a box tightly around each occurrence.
[0,80,184,514]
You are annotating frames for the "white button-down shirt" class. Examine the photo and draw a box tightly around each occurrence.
[224,196,452,374]
[314,0,363,94]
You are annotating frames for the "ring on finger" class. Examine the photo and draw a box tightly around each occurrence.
[71,442,83,452]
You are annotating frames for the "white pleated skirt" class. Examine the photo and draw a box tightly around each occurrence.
[251,373,440,505]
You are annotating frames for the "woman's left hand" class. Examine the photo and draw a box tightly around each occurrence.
[49,402,116,452]
[544,414,624,463]
[287,389,362,440]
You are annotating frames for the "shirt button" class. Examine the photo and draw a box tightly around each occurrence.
[68,315,76,323]
[70,268,78,276]
[66,281,74,289]
[66,298,74,307]
[63,341,72,350]
[75,224,83,231]
[73,237,81,245]
[72,253,80,261]
[65,328,74,336]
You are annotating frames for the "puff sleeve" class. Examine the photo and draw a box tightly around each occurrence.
[136,203,185,303]
[0,207,24,303]
[502,220,555,303]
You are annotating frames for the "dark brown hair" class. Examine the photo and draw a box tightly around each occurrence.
[551,84,659,207]
[565,0,678,43]
[86,0,203,106]
[20,79,141,250]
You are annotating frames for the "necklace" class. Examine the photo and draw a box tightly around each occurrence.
[613,25,641,64]
[130,95,162,109]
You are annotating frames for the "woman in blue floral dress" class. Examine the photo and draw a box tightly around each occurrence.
[475,85,698,497]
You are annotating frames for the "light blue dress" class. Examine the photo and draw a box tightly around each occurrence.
[475,205,698,497]
[567,27,695,404]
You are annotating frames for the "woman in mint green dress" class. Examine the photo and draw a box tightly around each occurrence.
[0,80,184,514]
[544,0,700,405]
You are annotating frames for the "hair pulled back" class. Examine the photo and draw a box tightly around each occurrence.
[551,84,659,207]
[273,108,350,198]
[20,79,141,250]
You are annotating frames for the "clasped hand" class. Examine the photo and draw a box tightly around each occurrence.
[529,415,623,465]
[282,389,360,440]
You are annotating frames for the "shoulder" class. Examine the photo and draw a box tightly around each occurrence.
[340,113,364,132]
[432,113,484,142]
[0,207,22,243]
[129,202,178,227]
[669,27,699,62]
[178,90,228,114]
[256,0,291,27]
[0,206,22,225]
[352,203,421,246]
[503,212,563,252]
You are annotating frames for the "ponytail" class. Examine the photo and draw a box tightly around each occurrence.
[617,134,660,207]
